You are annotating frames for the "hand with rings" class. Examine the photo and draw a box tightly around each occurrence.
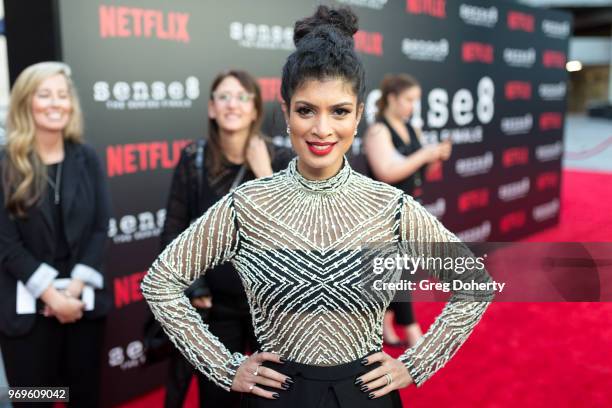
[354,352,414,399]
[231,352,294,399]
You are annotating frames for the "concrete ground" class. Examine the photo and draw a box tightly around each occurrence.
[564,114,612,172]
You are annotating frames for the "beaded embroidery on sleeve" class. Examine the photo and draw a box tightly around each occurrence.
[141,157,493,390]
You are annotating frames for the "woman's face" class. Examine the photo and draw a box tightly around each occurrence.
[31,74,73,133]
[388,86,421,120]
[284,78,363,179]
[209,76,258,134]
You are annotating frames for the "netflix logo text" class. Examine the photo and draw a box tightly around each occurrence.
[542,50,566,69]
[458,188,489,212]
[505,81,532,100]
[462,42,494,64]
[507,11,535,32]
[114,271,147,309]
[106,139,192,177]
[258,77,282,103]
[536,171,560,190]
[500,210,526,233]
[354,30,384,56]
[539,112,563,131]
[99,5,190,43]
[425,161,443,182]
[502,147,529,167]
[406,0,446,18]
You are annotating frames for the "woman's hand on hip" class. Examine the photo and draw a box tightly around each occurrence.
[355,352,414,399]
[231,351,293,399]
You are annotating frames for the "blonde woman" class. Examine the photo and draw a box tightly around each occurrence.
[0,62,111,408]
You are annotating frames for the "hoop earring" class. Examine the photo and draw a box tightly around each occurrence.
[286,125,291,136]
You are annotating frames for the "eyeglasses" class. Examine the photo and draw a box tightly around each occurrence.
[212,92,255,104]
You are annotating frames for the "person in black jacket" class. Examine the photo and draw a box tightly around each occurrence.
[160,69,292,408]
[0,62,111,408]
[365,73,452,348]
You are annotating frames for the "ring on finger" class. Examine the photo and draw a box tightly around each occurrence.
[253,364,261,376]
[248,384,254,392]
[384,373,393,386]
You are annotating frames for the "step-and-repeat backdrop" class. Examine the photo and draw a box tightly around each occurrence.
[54,0,571,405]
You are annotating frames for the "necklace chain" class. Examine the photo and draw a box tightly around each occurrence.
[46,162,62,205]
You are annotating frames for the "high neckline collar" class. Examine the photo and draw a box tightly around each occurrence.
[287,157,352,193]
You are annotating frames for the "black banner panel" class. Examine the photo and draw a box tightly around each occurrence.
[54,1,571,405]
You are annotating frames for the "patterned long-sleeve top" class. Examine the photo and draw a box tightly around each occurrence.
[141,157,493,391]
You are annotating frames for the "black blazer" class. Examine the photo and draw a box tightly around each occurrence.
[0,142,112,336]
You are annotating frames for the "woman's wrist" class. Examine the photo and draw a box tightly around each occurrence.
[40,286,64,309]
[252,163,273,178]
[65,278,85,298]
[63,289,77,298]
[417,148,434,166]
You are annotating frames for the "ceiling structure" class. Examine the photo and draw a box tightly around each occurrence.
[519,0,612,35]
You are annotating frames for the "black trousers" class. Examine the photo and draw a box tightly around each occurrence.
[0,315,106,408]
[242,354,403,408]
[387,301,416,326]
[164,301,258,408]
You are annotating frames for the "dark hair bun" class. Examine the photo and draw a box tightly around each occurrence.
[281,5,365,105]
[293,5,359,47]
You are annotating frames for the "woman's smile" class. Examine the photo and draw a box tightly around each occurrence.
[306,140,337,156]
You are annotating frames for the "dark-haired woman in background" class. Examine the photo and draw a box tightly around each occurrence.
[0,62,111,408]
[160,70,292,408]
[365,74,452,349]
[143,6,492,408]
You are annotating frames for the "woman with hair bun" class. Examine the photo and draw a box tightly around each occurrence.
[143,6,492,407]
[365,74,452,349]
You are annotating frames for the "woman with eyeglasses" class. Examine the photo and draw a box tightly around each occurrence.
[0,62,111,407]
[158,70,292,408]
[143,6,492,407]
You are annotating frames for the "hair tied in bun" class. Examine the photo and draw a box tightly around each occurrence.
[281,5,366,105]
[293,5,359,47]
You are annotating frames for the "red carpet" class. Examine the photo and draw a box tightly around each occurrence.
[118,169,612,408]
[523,169,612,242]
